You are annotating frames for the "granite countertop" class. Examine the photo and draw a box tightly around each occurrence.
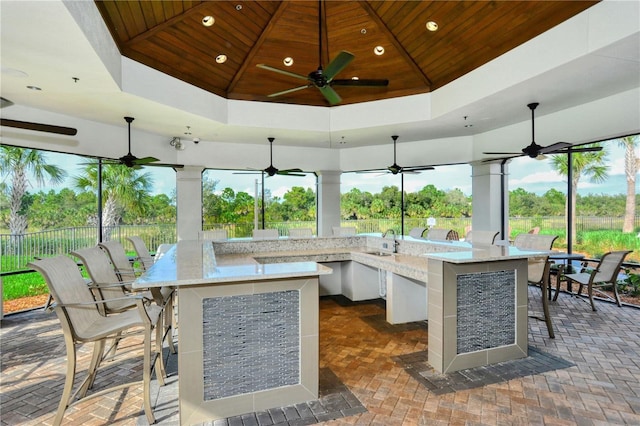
[132,240,332,289]
[423,244,549,263]
[133,237,549,289]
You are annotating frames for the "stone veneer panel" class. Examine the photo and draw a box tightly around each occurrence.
[456,270,515,353]
[202,291,300,400]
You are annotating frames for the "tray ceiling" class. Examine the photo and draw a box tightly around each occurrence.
[95,0,598,107]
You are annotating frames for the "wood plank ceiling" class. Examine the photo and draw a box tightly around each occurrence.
[95,0,598,107]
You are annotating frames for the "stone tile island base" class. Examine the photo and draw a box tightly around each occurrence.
[427,258,528,373]
[177,277,319,425]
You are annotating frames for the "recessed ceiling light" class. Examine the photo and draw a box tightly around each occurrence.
[283,57,294,66]
[374,46,385,56]
[216,54,227,64]
[361,28,367,34]
[26,85,41,91]
[235,4,242,10]
[351,76,359,80]
[202,16,214,27]
[426,21,439,31]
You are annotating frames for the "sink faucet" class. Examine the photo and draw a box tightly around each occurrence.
[382,229,399,253]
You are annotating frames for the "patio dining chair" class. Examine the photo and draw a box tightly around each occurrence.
[27,255,165,426]
[565,250,633,311]
[126,236,155,270]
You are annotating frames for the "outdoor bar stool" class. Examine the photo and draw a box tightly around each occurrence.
[198,229,228,241]
[126,236,155,270]
[99,240,177,354]
[98,240,141,282]
[252,228,280,239]
[28,255,165,426]
[527,255,555,338]
[332,226,356,236]
[288,228,313,238]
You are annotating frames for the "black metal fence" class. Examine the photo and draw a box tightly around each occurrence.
[2,215,638,273]
[1,224,177,272]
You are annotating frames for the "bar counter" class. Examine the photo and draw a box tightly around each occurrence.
[133,240,332,425]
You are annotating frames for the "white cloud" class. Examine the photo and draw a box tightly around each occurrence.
[510,170,565,187]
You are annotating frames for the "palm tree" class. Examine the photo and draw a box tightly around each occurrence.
[0,146,66,236]
[550,143,608,242]
[618,136,639,233]
[74,162,152,239]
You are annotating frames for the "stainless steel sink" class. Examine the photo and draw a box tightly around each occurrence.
[365,251,394,257]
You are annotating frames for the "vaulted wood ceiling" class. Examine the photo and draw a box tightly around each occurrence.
[95,1,598,107]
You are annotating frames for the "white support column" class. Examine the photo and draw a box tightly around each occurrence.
[470,161,510,242]
[176,166,204,241]
[316,170,342,237]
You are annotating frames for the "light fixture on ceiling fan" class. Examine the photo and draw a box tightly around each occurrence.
[256,0,389,105]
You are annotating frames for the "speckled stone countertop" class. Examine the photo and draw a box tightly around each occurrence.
[132,240,332,288]
[134,235,548,288]
[212,235,446,282]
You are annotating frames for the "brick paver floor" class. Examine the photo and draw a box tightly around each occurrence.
[2,287,639,425]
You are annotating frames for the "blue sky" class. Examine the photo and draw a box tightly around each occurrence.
[15,141,635,198]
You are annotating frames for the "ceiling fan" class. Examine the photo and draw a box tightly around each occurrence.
[97,117,181,169]
[239,137,305,177]
[483,102,602,160]
[384,135,435,175]
[1,97,77,136]
[256,1,389,105]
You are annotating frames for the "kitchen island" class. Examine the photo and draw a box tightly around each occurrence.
[133,239,332,425]
[211,236,547,374]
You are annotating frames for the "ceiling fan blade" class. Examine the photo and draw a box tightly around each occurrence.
[134,156,160,165]
[318,85,342,105]
[483,151,522,155]
[332,79,389,87]
[1,118,77,136]
[324,51,355,81]
[552,146,603,154]
[146,162,184,169]
[482,154,523,162]
[268,85,310,98]
[1,97,15,108]
[257,64,308,81]
[277,168,305,176]
[539,141,572,154]
[403,165,435,172]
